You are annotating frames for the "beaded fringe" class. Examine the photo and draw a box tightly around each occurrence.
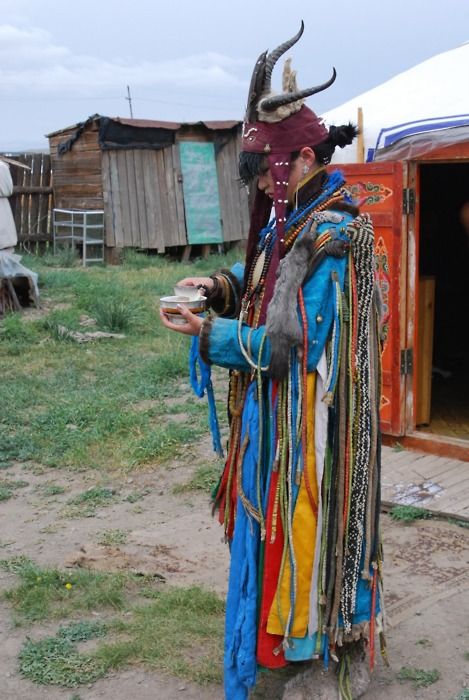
[213,212,385,668]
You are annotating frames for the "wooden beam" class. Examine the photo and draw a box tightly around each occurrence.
[357,107,365,163]
[13,185,53,195]
[5,279,22,311]
[181,245,192,262]
[382,432,469,463]
[416,277,435,426]
[18,234,53,242]
[105,247,123,265]
[0,156,32,170]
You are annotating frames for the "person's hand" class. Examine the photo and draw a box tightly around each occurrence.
[176,276,214,291]
[159,304,204,336]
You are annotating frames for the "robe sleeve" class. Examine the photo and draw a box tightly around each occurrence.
[200,316,272,371]
[199,221,349,373]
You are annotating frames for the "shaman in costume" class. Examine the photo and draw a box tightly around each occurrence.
[186,23,384,700]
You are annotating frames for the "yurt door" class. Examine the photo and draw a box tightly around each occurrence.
[336,161,409,435]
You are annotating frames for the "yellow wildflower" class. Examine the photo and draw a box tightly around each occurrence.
[65,582,73,590]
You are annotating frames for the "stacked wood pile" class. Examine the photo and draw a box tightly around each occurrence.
[0,278,21,314]
[0,274,37,316]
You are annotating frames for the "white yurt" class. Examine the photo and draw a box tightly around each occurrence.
[322,41,469,163]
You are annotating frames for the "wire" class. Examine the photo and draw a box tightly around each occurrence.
[132,96,242,111]
[0,93,242,112]
[0,95,124,102]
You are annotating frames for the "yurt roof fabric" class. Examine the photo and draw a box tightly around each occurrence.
[373,115,469,161]
[321,42,469,163]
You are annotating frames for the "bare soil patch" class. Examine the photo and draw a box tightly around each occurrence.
[1,430,468,699]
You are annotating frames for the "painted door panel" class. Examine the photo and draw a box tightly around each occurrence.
[179,141,223,244]
[331,162,407,435]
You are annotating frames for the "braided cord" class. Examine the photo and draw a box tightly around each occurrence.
[284,355,297,640]
[236,300,270,371]
[323,272,343,404]
[275,381,290,633]
[256,335,267,540]
[340,216,376,633]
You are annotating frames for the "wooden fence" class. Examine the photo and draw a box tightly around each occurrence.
[3,152,54,247]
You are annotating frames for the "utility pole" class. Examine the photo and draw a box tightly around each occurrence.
[126,85,134,118]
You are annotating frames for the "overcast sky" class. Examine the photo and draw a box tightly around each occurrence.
[1,0,468,152]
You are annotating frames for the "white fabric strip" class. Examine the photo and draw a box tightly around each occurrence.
[308,351,328,635]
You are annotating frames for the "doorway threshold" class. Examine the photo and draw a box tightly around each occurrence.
[382,431,469,462]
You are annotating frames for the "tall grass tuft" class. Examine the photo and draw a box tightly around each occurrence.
[42,316,74,342]
[91,297,144,333]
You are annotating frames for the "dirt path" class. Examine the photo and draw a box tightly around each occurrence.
[1,429,468,699]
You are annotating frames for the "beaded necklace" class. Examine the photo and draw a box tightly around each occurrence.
[242,170,346,328]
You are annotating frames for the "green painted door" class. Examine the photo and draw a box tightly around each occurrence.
[179,141,223,244]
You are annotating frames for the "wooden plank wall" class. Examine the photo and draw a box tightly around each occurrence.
[216,133,250,242]
[102,147,186,252]
[49,122,103,210]
[177,127,249,244]
[49,121,248,252]
[6,153,53,243]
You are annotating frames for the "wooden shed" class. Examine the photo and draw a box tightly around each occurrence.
[47,114,250,255]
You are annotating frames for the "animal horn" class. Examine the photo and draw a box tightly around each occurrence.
[263,21,305,96]
[245,50,268,122]
[259,67,337,113]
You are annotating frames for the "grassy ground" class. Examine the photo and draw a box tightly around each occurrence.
[3,252,468,699]
[0,250,235,474]
[0,250,235,692]
[1,557,224,687]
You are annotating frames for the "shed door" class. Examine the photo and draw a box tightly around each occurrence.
[179,141,223,245]
[337,161,408,435]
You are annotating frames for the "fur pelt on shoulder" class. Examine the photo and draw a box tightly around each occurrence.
[265,222,318,379]
[265,210,353,379]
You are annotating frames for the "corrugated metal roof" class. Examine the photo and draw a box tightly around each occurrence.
[115,117,240,130]
[46,114,101,138]
[46,115,240,138]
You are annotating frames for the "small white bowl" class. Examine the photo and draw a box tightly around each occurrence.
[173,284,204,301]
[160,295,206,325]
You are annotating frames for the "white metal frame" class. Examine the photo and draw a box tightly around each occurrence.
[53,208,104,266]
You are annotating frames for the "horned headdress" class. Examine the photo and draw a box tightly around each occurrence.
[242,22,337,244]
[244,22,336,124]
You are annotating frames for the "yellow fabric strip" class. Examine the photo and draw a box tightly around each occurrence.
[267,372,318,637]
